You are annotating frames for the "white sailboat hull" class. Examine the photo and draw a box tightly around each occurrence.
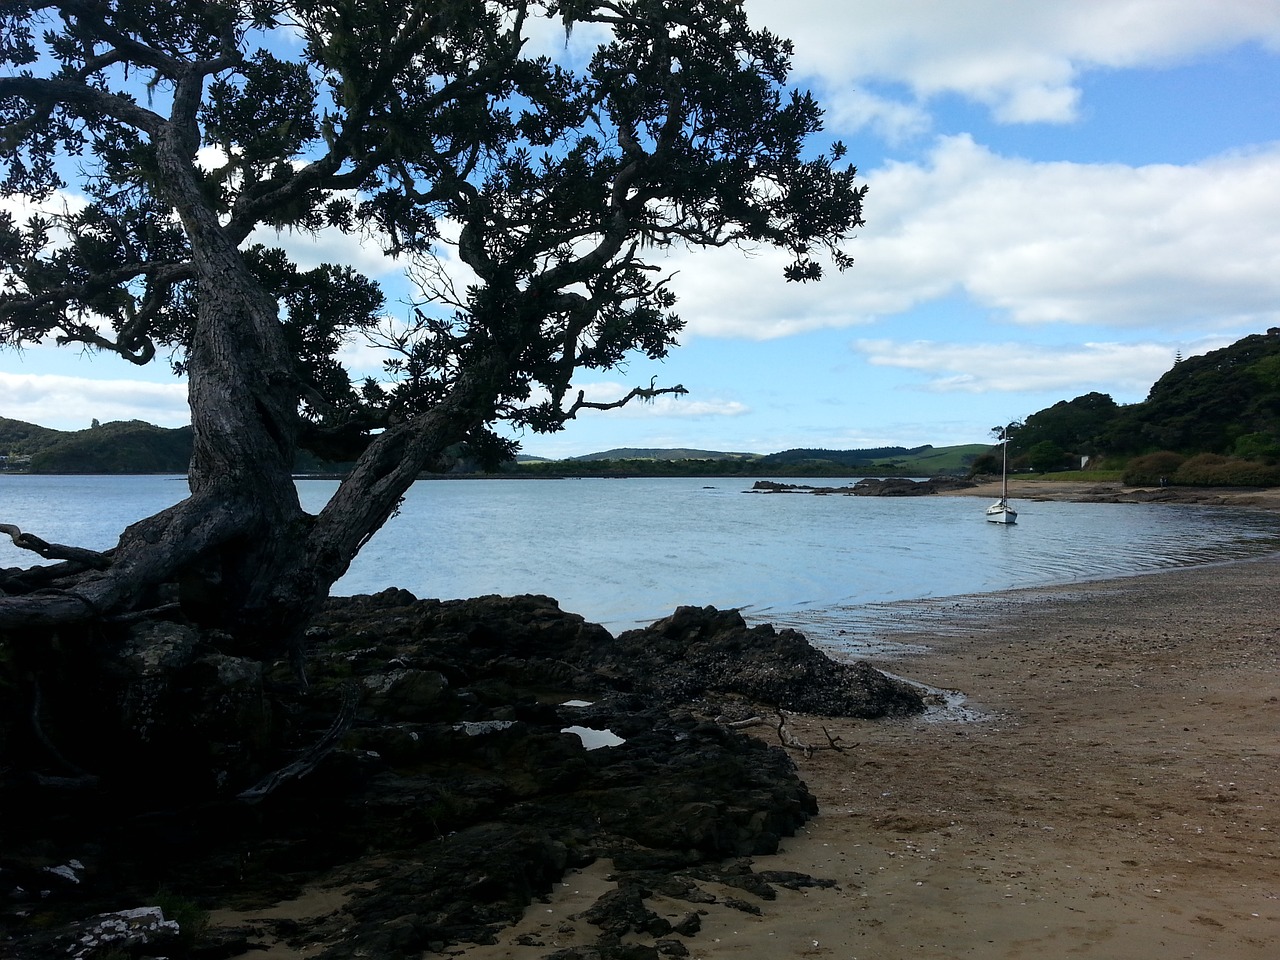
[987,431,1018,523]
[986,500,1017,524]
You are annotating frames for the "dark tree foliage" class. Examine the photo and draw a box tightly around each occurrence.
[1009,392,1119,458]
[25,421,194,473]
[0,0,866,643]
[1025,440,1067,474]
[1111,333,1280,455]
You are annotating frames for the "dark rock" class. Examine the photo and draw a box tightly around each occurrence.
[671,911,703,935]
[2,592,919,958]
[757,869,839,891]
[360,667,451,720]
[579,886,668,937]
[751,477,976,496]
[39,905,182,959]
[603,605,925,717]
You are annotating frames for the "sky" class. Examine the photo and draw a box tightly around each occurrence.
[3,0,1280,459]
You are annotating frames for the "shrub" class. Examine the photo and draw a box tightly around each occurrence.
[1172,453,1280,487]
[1233,432,1280,462]
[1122,451,1186,486]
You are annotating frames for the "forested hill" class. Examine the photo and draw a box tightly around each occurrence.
[1006,330,1280,481]
[0,419,193,474]
[1121,332,1280,454]
[0,418,345,474]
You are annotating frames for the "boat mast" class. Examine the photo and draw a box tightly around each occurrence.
[1001,436,1009,503]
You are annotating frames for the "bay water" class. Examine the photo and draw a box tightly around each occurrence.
[3,474,1277,641]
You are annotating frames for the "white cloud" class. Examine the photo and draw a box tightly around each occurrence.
[823,89,932,145]
[521,10,614,64]
[862,136,1280,329]
[250,223,406,282]
[749,0,1280,125]
[0,372,189,429]
[666,136,1280,340]
[853,336,1233,395]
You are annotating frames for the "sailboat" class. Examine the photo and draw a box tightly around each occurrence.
[986,435,1018,524]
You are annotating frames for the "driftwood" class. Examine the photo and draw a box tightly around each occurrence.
[776,712,847,758]
[717,710,847,758]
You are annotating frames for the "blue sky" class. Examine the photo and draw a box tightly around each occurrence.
[4,0,1280,458]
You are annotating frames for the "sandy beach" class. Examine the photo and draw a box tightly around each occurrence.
[216,486,1280,959]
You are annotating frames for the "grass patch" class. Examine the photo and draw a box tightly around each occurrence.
[1018,470,1125,482]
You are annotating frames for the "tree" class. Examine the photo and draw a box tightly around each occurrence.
[1012,392,1119,458]
[990,421,1021,445]
[1026,440,1065,474]
[0,0,865,649]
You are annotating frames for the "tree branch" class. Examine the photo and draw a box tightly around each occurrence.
[0,75,166,137]
[563,377,688,419]
[0,523,111,569]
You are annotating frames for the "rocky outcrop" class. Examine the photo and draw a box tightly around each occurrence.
[603,605,924,718]
[752,477,977,496]
[1,592,923,959]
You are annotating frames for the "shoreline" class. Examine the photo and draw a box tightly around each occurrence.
[454,553,1280,959]
[948,477,1280,510]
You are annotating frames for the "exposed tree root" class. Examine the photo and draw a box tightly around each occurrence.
[1,523,112,569]
[236,681,359,803]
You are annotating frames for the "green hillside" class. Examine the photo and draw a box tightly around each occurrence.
[872,443,990,474]
[510,443,987,478]
[0,418,346,475]
[569,447,758,461]
[1002,330,1280,485]
[1,418,194,474]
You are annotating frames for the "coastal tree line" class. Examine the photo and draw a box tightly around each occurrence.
[974,331,1280,485]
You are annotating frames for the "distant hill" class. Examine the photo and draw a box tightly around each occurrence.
[568,447,759,461]
[757,445,928,467]
[510,443,988,478]
[0,420,985,479]
[0,417,344,475]
[0,418,193,474]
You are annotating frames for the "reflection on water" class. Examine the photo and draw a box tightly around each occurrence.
[3,474,1277,631]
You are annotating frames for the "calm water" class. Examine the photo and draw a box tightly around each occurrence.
[2,474,1278,632]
